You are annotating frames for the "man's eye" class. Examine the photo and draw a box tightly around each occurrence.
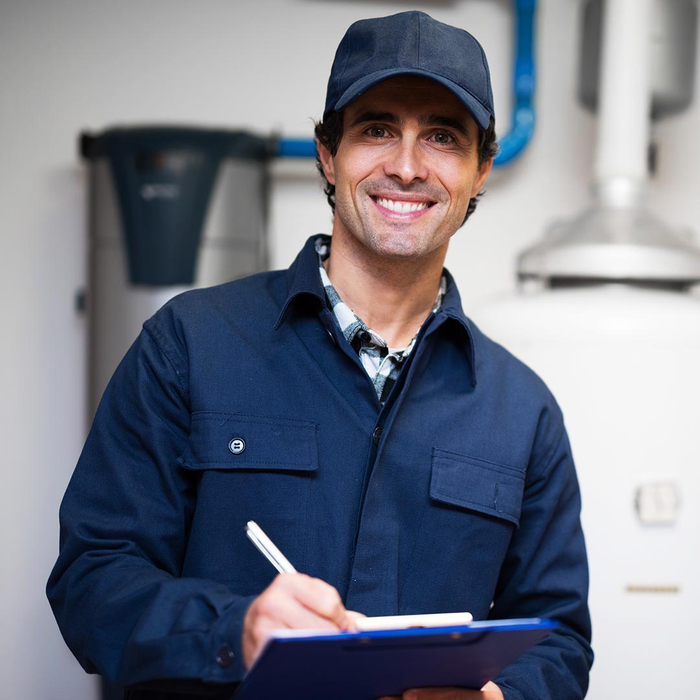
[430,132,454,144]
[366,127,389,138]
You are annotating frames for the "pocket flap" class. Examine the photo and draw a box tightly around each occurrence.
[178,412,318,472]
[430,448,524,526]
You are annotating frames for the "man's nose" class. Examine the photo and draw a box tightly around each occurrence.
[383,139,429,184]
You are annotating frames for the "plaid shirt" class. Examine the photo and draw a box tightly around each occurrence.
[316,237,446,403]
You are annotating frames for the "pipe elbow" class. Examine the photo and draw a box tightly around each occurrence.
[495,107,536,165]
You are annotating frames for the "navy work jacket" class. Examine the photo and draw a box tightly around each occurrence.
[48,235,592,700]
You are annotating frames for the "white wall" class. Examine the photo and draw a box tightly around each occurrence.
[1,0,699,698]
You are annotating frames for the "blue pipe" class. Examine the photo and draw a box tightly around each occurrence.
[495,0,537,166]
[276,0,537,168]
[277,138,318,159]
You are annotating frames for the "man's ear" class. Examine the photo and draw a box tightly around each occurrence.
[317,141,336,186]
[470,157,494,198]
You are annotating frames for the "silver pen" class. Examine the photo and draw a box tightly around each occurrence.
[245,520,297,574]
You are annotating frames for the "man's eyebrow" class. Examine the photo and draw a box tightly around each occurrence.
[348,111,399,128]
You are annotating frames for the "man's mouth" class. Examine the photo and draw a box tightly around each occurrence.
[370,196,435,214]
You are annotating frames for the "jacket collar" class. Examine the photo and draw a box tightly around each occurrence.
[274,235,328,329]
[274,234,477,384]
[436,268,478,385]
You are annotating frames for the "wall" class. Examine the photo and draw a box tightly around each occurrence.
[1,0,698,697]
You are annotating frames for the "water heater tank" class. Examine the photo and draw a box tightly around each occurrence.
[472,285,700,699]
[82,126,274,411]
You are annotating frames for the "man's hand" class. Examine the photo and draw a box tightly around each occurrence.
[242,572,360,669]
[378,681,504,700]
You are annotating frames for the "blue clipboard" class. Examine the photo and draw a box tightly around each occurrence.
[233,618,557,699]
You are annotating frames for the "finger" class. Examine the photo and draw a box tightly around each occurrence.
[252,581,340,631]
[480,681,503,698]
[275,599,341,630]
[242,583,341,669]
[280,573,347,626]
[243,574,349,670]
[340,609,366,631]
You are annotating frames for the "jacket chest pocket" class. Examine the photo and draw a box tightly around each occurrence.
[430,448,525,527]
[180,411,318,471]
[399,449,526,616]
[177,412,318,588]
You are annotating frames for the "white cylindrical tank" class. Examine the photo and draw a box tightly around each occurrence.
[472,284,700,699]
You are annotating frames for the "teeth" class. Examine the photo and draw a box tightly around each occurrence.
[376,197,429,213]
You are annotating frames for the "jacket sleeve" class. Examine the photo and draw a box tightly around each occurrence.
[46,321,254,690]
[490,418,594,700]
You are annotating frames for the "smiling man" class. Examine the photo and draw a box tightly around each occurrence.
[315,75,491,353]
[48,11,592,700]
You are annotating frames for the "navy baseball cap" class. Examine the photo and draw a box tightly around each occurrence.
[323,11,495,130]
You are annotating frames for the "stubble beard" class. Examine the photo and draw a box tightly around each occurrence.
[334,180,451,261]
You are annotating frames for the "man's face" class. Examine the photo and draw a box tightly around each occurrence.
[318,75,493,262]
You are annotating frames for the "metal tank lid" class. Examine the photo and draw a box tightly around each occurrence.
[518,187,700,287]
[80,126,277,162]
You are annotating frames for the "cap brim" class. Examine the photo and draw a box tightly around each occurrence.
[329,68,492,130]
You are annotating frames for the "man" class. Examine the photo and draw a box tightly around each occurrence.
[48,11,592,700]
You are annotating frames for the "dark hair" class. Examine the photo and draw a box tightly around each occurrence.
[314,111,498,223]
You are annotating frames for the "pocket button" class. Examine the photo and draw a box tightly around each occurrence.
[228,437,246,455]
